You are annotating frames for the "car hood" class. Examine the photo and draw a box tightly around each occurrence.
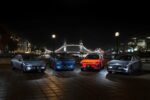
[81,59,100,64]
[108,60,130,65]
[23,61,45,66]
[56,59,75,64]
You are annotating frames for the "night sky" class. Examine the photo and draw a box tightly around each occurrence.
[0,1,150,50]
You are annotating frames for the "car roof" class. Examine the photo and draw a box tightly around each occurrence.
[88,53,100,55]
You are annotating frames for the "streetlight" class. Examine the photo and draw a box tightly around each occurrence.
[51,34,56,54]
[131,37,137,52]
[115,32,120,55]
[115,32,120,37]
[146,36,150,52]
[52,34,56,39]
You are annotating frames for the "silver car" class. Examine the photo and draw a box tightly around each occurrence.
[107,54,142,74]
[11,54,46,73]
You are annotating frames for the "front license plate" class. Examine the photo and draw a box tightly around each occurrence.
[118,67,122,69]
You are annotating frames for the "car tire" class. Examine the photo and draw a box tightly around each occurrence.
[101,63,104,69]
[70,69,74,71]
[21,65,26,73]
[97,65,101,71]
[54,67,59,71]
[12,67,16,70]
[11,62,15,70]
[40,70,45,73]
[108,71,112,74]
[138,62,142,72]
[46,63,50,68]
[81,68,85,71]
[96,68,100,71]
[128,66,133,75]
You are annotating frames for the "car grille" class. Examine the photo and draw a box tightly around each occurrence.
[112,65,123,69]
[32,66,42,69]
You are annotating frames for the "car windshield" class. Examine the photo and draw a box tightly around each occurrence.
[23,55,40,61]
[114,55,132,61]
[86,54,99,59]
[55,53,74,60]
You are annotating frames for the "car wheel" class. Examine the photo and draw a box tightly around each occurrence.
[128,66,133,75]
[81,68,85,71]
[21,66,26,73]
[54,67,59,71]
[40,70,45,73]
[46,63,50,68]
[101,63,104,69]
[69,68,74,71]
[138,63,142,72]
[97,65,101,71]
[96,68,100,71]
[11,62,15,70]
[108,71,112,74]
[10,62,13,67]
[12,67,16,70]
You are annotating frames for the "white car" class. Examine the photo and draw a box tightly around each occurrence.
[107,54,142,74]
[11,54,46,73]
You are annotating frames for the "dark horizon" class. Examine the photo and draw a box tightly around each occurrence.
[1,2,150,50]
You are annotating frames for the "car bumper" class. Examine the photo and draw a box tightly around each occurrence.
[81,65,100,71]
[107,67,129,73]
[25,66,46,72]
[55,65,75,70]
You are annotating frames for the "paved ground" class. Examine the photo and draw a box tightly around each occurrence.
[0,60,150,100]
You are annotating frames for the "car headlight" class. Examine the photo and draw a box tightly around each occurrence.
[41,66,45,69]
[125,64,130,68]
[56,65,61,69]
[56,62,62,65]
[108,66,112,68]
[26,66,32,70]
[69,65,74,68]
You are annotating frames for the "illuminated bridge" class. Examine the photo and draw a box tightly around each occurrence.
[55,41,92,57]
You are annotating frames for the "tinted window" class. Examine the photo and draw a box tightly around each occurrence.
[86,54,99,59]
[15,55,22,59]
[22,55,40,61]
[115,55,132,61]
[56,53,74,60]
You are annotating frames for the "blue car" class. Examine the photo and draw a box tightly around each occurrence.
[48,53,76,71]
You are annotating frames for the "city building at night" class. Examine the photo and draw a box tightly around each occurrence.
[15,39,32,54]
[127,36,150,52]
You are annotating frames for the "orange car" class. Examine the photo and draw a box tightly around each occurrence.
[80,53,104,71]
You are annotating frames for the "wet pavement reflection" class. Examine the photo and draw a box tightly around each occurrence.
[0,63,150,100]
